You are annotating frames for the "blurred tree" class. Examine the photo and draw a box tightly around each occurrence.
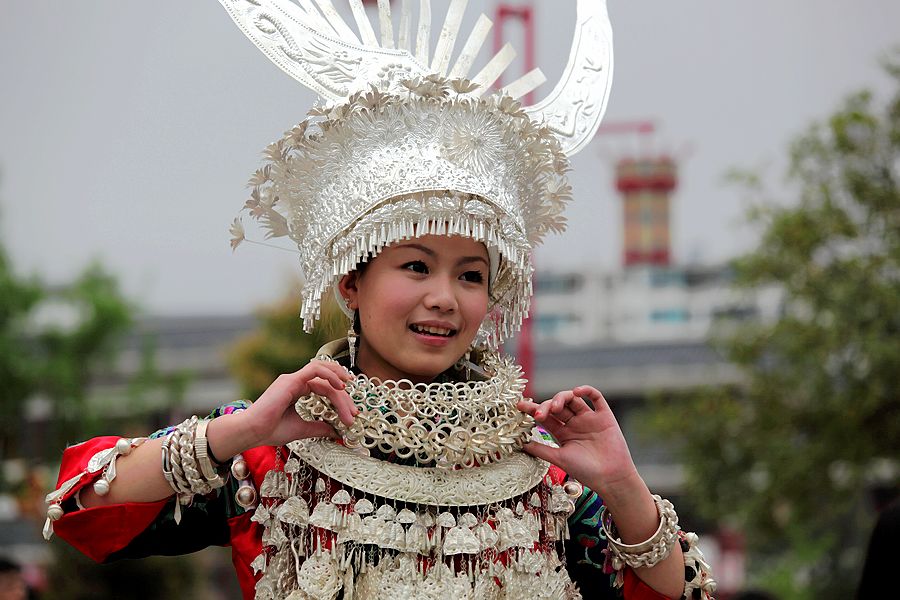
[31,265,134,457]
[0,244,42,461]
[1,186,199,597]
[228,280,347,400]
[645,54,900,599]
[0,234,189,463]
[0,254,135,468]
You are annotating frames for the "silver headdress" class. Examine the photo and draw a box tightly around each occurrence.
[222,0,613,347]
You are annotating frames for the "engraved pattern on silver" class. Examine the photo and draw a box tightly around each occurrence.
[221,0,613,347]
[239,81,572,346]
[86,448,117,474]
[524,2,614,155]
[217,0,613,156]
[219,0,426,100]
[252,444,580,599]
[287,438,548,506]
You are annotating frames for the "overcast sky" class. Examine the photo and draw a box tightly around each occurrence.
[2,1,899,316]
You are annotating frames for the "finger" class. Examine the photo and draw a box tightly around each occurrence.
[521,440,561,466]
[516,398,539,415]
[548,391,579,423]
[518,399,568,432]
[315,359,354,382]
[268,373,312,405]
[572,385,608,413]
[309,378,358,427]
[301,363,349,392]
[300,420,341,440]
[330,391,359,427]
[536,392,578,425]
[535,392,570,419]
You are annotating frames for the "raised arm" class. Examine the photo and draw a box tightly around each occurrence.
[76,360,355,508]
[518,386,715,600]
[45,359,357,563]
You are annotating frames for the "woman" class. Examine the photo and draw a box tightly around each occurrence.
[44,1,715,598]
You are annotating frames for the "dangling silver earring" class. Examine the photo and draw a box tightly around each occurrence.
[454,348,472,378]
[347,310,359,368]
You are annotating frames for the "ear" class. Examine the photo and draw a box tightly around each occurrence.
[338,271,361,311]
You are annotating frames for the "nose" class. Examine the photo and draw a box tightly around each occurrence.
[424,274,458,313]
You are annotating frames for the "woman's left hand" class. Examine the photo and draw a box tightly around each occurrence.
[517,385,640,496]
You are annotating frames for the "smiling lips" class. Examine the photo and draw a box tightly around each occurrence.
[409,323,457,337]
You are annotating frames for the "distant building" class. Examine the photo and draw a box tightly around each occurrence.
[617,156,678,267]
[530,149,781,346]
[532,263,782,345]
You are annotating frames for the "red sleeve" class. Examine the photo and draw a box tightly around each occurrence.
[623,568,677,600]
[48,437,169,563]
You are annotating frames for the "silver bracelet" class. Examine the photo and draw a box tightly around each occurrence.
[162,417,226,497]
[161,433,176,489]
[601,494,680,570]
[176,417,215,495]
[166,420,194,496]
[193,419,225,487]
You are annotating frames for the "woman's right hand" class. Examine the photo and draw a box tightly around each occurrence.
[79,360,356,508]
[240,360,357,449]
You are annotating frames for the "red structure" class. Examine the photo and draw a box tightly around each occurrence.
[593,120,677,268]
[495,3,537,397]
[494,4,536,104]
[615,155,677,267]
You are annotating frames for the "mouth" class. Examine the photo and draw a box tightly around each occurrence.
[409,323,457,337]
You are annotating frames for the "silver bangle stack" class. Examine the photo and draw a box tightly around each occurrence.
[161,416,227,523]
[600,494,680,570]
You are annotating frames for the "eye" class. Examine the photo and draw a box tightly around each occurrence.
[461,270,485,284]
[403,261,429,274]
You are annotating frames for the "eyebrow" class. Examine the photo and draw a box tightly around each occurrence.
[396,243,490,267]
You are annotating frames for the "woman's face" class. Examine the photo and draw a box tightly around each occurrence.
[339,235,490,383]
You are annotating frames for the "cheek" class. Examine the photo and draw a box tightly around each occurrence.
[363,278,415,320]
[461,289,490,324]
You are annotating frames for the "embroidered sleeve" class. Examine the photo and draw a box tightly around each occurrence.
[564,485,716,600]
[533,426,715,598]
[148,400,251,439]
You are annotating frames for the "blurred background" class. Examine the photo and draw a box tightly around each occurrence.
[1,1,898,598]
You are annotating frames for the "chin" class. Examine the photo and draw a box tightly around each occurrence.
[404,359,456,382]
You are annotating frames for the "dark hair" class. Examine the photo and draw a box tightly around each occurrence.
[0,556,21,574]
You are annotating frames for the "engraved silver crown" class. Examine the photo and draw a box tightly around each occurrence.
[221,0,613,347]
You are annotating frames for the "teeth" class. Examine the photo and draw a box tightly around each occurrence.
[412,324,453,336]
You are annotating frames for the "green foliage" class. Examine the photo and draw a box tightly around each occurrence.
[0,246,190,463]
[0,255,136,464]
[33,264,135,454]
[645,53,900,598]
[0,206,199,596]
[228,280,347,400]
[0,247,42,459]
